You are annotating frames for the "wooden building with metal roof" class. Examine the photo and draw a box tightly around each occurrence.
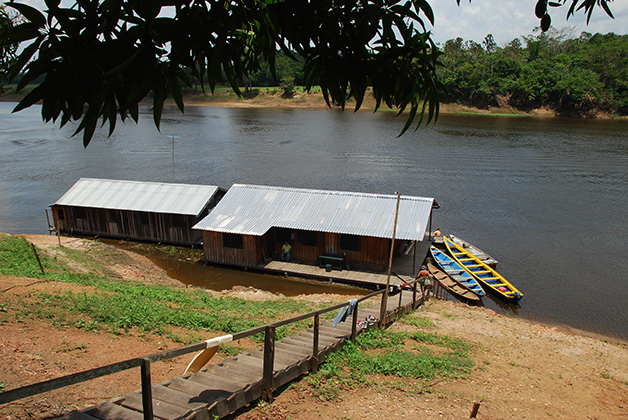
[50,178,226,246]
[193,184,438,272]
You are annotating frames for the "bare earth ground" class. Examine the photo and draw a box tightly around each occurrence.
[1,235,627,420]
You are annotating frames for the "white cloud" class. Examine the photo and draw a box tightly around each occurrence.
[428,0,627,45]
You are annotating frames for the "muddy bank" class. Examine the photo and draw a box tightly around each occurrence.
[1,235,627,420]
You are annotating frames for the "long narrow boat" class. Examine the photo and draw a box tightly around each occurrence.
[430,246,486,297]
[449,234,498,267]
[443,236,523,303]
[427,262,481,304]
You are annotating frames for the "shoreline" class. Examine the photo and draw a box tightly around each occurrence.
[1,233,627,419]
[3,89,626,120]
[10,232,628,346]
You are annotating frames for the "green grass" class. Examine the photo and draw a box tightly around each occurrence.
[0,235,322,343]
[398,313,435,328]
[306,328,474,400]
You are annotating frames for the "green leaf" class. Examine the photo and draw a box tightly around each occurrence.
[8,3,46,28]
[168,67,185,112]
[600,1,614,19]
[412,0,435,26]
[12,84,48,113]
[10,36,45,83]
[541,13,551,31]
[535,0,547,19]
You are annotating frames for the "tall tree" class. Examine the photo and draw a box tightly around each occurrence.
[0,5,18,94]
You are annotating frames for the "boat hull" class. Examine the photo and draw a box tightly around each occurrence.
[429,246,486,297]
[443,237,523,303]
[427,262,481,303]
[449,234,498,267]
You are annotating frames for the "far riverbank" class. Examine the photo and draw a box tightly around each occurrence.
[3,87,626,120]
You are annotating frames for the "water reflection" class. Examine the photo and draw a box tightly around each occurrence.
[109,240,368,297]
[1,103,628,339]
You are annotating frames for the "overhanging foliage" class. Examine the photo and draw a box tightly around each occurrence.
[2,0,444,146]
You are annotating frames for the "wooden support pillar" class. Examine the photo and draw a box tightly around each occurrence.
[140,358,153,420]
[311,315,320,373]
[30,243,45,275]
[412,281,418,309]
[262,325,276,402]
[381,192,401,327]
[351,304,359,342]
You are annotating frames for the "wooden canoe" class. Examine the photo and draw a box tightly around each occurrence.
[427,262,481,303]
[443,236,523,303]
[430,246,486,297]
[449,234,498,267]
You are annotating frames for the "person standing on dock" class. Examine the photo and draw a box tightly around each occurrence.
[281,241,292,262]
[417,265,432,300]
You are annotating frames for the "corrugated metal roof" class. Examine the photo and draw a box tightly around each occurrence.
[54,178,223,216]
[193,184,436,241]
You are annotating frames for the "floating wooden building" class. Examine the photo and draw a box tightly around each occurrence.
[193,184,438,272]
[50,178,226,246]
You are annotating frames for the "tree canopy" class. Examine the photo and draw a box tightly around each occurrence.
[438,29,628,116]
[0,0,617,146]
[2,0,444,146]
[0,5,18,94]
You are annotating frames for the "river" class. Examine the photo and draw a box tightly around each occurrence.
[1,102,627,340]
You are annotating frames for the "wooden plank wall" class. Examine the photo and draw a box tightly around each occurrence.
[343,236,391,272]
[201,227,392,272]
[52,205,202,246]
[202,231,260,267]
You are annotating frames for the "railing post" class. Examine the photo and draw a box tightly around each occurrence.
[140,357,153,420]
[311,314,320,373]
[412,281,418,309]
[379,289,388,328]
[262,325,276,402]
[351,303,359,342]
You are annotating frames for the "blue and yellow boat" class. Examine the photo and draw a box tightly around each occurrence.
[443,236,523,303]
[430,246,486,297]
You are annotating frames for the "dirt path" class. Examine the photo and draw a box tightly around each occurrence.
[1,235,627,420]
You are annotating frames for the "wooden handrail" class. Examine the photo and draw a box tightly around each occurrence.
[0,277,423,411]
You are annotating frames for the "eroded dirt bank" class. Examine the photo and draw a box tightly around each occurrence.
[1,235,626,420]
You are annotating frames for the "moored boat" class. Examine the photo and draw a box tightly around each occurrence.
[427,262,481,304]
[430,246,486,297]
[443,237,523,303]
[449,234,498,267]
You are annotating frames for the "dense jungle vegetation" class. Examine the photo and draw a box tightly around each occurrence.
[244,29,628,117]
[438,29,628,116]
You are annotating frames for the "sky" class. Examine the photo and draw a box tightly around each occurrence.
[17,0,628,47]
[428,0,628,45]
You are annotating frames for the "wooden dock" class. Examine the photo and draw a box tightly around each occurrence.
[258,240,432,289]
[57,290,425,420]
[261,260,413,289]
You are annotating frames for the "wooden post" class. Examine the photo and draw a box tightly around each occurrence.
[311,314,320,373]
[30,244,45,275]
[140,358,153,420]
[412,281,417,309]
[262,325,275,402]
[380,192,401,327]
[470,401,481,418]
[412,240,417,274]
[351,303,359,342]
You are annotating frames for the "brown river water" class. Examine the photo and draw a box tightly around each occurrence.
[1,102,627,340]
